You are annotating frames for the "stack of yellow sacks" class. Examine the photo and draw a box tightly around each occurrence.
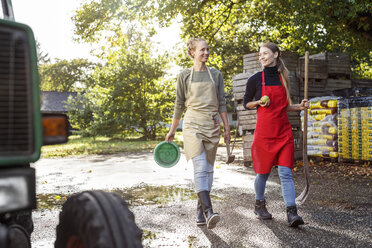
[301,98,339,158]
[338,104,372,161]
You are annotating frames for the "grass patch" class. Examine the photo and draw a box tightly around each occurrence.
[41,133,184,158]
[39,128,239,158]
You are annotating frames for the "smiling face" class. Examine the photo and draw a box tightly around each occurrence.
[259,46,278,68]
[191,40,209,63]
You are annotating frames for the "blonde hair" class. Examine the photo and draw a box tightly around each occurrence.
[261,42,292,105]
[186,38,207,59]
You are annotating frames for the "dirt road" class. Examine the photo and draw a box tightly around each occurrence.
[31,148,372,247]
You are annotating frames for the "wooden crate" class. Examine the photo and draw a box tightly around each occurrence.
[243,52,261,74]
[352,79,372,88]
[237,107,257,131]
[297,58,328,79]
[243,51,298,75]
[298,78,329,98]
[293,129,303,160]
[232,72,257,131]
[309,52,351,78]
[281,51,298,72]
[326,79,352,90]
[232,73,250,101]
[288,111,301,128]
[243,132,254,163]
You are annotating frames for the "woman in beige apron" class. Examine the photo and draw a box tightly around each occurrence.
[165,38,231,229]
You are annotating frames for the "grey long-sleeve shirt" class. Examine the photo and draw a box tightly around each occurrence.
[173,68,227,119]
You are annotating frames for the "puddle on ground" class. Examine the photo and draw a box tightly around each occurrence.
[111,185,199,206]
[37,193,70,209]
[141,229,196,247]
[37,184,222,209]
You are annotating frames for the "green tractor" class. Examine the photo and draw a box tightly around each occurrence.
[0,1,142,247]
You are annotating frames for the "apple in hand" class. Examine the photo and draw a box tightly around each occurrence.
[261,95,270,104]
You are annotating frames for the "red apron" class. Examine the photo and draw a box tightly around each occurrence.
[251,71,294,174]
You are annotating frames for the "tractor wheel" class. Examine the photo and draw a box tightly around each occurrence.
[7,224,31,248]
[55,190,142,248]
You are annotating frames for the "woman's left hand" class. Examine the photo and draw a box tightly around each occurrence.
[299,99,309,110]
[224,128,231,144]
[214,118,221,136]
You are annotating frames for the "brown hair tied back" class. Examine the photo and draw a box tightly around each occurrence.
[187,38,206,59]
[261,42,292,105]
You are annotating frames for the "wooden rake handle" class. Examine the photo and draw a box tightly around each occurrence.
[296,51,311,205]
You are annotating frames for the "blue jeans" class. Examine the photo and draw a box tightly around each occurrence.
[192,152,213,193]
[254,166,296,207]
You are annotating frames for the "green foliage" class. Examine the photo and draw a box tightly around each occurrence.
[65,93,95,136]
[70,1,176,139]
[38,58,98,92]
[351,52,372,79]
[132,0,372,80]
[87,40,174,139]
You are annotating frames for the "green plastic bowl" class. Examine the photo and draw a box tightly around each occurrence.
[153,141,180,168]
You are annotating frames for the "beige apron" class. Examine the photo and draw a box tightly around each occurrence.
[183,67,220,165]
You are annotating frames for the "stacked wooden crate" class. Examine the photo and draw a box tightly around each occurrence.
[297,58,328,98]
[352,79,372,88]
[232,72,254,165]
[309,53,351,78]
[297,53,353,98]
[243,53,261,75]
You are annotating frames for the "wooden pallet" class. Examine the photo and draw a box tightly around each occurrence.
[293,129,303,160]
[243,51,298,75]
[288,111,301,128]
[309,52,351,78]
[281,51,298,72]
[232,73,250,101]
[243,53,261,74]
[338,158,372,164]
[237,105,257,131]
[352,79,372,88]
[326,79,352,90]
[242,133,254,163]
[297,58,328,79]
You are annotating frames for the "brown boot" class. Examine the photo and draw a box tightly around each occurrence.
[254,199,273,220]
[286,206,304,227]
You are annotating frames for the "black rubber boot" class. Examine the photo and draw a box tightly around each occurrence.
[286,206,304,227]
[196,198,206,226]
[198,191,220,229]
[254,199,273,220]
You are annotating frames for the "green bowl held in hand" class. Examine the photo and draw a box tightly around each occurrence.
[153,141,180,168]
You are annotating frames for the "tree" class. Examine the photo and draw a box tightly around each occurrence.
[38,58,98,92]
[65,93,95,136]
[85,40,174,139]
[70,1,176,139]
[72,0,371,81]
[151,0,372,79]
[36,40,50,64]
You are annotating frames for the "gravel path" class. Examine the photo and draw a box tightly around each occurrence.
[31,148,372,247]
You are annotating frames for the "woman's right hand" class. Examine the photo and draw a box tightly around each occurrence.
[258,99,270,107]
[165,131,175,142]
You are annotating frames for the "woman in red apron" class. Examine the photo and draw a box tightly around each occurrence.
[244,42,308,227]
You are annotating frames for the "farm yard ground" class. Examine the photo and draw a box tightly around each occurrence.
[31,146,371,247]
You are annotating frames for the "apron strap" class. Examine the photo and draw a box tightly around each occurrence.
[189,67,216,85]
[189,67,194,85]
[278,73,284,86]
